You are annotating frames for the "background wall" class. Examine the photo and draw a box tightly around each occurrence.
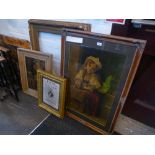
[0,19,29,40]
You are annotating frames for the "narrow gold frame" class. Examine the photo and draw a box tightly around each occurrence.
[17,48,52,98]
[37,70,66,119]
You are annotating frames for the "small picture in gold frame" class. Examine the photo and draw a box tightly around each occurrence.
[37,70,67,119]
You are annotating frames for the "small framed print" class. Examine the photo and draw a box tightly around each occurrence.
[37,70,67,119]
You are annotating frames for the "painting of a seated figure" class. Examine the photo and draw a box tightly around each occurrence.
[68,45,125,127]
[71,56,103,116]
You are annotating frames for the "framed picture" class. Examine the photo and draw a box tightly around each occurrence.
[62,29,146,134]
[37,70,66,119]
[28,19,91,76]
[17,48,52,98]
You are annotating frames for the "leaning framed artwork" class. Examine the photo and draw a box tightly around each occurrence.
[17,48,52,98]
[62,29,146,134]
[28,19,91,76]
[37,70,66,119]
[29,19,91,51]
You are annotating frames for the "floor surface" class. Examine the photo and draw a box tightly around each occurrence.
[31,115,98,135]
[0,91,48,135]
[0,90,103,135]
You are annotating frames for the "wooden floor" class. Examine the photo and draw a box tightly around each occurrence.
[115,114,155,135]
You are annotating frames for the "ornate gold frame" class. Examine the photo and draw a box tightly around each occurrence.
[37,70,66,119]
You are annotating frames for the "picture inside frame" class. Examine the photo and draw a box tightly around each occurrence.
[66,45,126,127]
[63,30,146,133]
[26,57,45,90]
[42,77,60,110]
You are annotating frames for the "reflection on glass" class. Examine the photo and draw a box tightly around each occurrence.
[42,77,60,110]
[66,43,126,128]
[39,32,61,54]
[39,32,61,75]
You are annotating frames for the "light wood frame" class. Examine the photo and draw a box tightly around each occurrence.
[17,48,52,98]
[37,70,66,119]
[29,19,91,51]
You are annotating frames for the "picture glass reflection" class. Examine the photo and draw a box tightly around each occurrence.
[65,40,129,128]
[25,57,45,90]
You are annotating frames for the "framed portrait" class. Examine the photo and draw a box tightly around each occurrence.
[28,19,91,76]
[37,70,66,119]
[62,29,146,134]
[17,48,52,98]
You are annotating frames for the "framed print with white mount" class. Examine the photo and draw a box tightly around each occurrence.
[61,29,146,134]
[37,70,66,119]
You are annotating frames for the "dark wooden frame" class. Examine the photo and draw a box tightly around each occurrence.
[61,29,146,134]
[29,19,91,51]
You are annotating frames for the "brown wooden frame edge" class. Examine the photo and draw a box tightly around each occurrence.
[28,19,91,51]
[61,29,147,134]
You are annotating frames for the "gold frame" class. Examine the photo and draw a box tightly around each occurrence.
[17,48,52,98]
[37,70,67,119]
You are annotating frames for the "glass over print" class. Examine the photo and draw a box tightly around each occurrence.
[25,57,45,90]
[69,47,125,126]
[42,77,60,110]
[39,32,62,75]
[63,31,145,132]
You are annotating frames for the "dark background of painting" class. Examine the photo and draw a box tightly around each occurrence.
[65,43,127,128]
[26,57,45,90]
[78,46,126,95]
